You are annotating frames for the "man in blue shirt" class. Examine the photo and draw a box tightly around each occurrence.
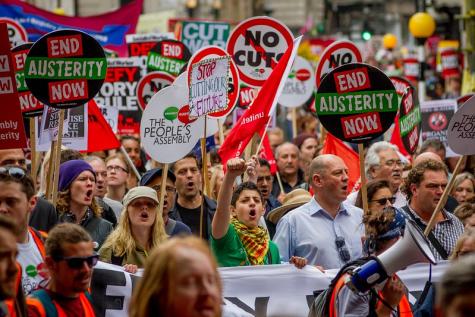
[273,154,364,269]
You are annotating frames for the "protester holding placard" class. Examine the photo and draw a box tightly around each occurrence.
[56,160,113,249]
[211,157,307,268]
[99,187,168,273]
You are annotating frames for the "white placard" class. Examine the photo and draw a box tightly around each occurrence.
[279,56,315,108]
[447,96,475,155]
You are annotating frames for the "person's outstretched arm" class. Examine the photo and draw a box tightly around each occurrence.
[212,158,248,239]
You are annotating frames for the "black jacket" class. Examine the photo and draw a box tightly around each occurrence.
[29,197,58,232]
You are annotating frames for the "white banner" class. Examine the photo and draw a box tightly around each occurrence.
[90,261,449,317]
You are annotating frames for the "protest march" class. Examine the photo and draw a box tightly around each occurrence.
[1,0,475,316]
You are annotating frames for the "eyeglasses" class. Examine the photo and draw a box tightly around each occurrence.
[106,165,129,173]
[335,236,351,263]
[383,159,403,167]
[151,185,176,194]
[0,166,26,179]
[370,197,396,206]
[54,254,99,269]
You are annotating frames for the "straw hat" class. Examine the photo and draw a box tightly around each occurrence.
[267,189,312,224]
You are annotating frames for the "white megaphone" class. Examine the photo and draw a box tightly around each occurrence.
[347,219,436,293]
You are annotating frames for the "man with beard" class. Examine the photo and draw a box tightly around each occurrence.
[346,141,406,208]
[27,223,98,317]
[140,168,191,236]
[169,154,216,240]
[274,155,364,269]
[401,160,464,261]
[0,149,57,232]
[271,142,305,198]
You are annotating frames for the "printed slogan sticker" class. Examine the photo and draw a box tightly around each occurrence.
[315,63,398,143]
[24,29,106,109]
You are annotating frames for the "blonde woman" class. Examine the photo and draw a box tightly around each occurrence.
[99,186,168,273]
[129,236,222,317]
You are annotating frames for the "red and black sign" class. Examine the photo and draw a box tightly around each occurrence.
[146,40,191,76]
[398,85,421,154]
[24,30,106,109]
[11,43,44,117]
[315,63,397,143]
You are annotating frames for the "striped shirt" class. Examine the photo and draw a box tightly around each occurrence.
[402,205,464,261]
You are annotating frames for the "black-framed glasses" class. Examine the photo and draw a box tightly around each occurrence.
[0,166,26,179]
[106,165,129,173]
[151,185,176,194]
[54,254,99,269]
[335,236,351,263]
[370,197,396,206]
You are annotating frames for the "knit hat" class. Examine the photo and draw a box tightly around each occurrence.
[122,186,159,208]
[58,160,95,192]
[140,168,176,186]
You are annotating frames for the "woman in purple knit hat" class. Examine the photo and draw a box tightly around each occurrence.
[56,159,113,249]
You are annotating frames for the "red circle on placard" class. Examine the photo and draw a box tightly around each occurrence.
[187,45,239,118]
[226,16,293,88]
[136,72,175,110]
[296,69,311,81]
[315,40,362,88]
[0,18,28,45]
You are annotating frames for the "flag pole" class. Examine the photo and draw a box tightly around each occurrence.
[51,109,65,206]
[120,146,141,181]
[357,143,369,215]
[29,118,38,183]
[200,116,209,239]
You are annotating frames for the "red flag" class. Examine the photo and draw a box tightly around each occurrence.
[321,133,360,194]
[219,36,302,166]
[85,100,120,153]
[389,114,410,159]
[259,132,277,174]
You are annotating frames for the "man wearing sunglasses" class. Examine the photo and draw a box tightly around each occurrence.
[27,223,97,317]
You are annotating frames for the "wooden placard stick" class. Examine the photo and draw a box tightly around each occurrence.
[424,155,466,235]
[29,118,37,183]
[158,163,169,217]
[357,143,369,215]
[51,109,65,206]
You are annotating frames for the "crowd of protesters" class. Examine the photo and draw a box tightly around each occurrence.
[1,60,475,317]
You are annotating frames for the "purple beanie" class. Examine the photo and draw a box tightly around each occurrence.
[58,160,95,192]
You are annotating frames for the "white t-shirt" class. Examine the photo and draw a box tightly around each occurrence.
[17,231,46,295]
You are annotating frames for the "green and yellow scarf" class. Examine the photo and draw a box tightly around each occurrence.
[231,217,269,265]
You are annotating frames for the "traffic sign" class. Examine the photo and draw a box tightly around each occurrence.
[136,71,175,110]
[315,40,362,88]
[226,16,293,88]
[315,63,398,143]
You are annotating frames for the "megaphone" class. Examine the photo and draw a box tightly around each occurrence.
[347,219,436,293]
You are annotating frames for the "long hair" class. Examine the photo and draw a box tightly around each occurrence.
[56,188,103,217]
[129,236,222,317]
[100,203,168,258]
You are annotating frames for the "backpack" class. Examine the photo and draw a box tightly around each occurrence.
[308,257,371,317]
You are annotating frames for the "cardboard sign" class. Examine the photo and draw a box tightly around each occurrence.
[146,39,191,76]
[186,46,239,118]
[390,76,413,98]
[403,56,419,82]
[24,29,107,109]
[179,20,230,54]
[237,85,259,109]
[279,56,314,107]
[11,43,45,117]
[226,16,293,87]
[37,104,87,151]
[399,85,421,154]
[0,17,27,48]
[421,99,457,157]
[315,40,362,88]
[126,32,174,57]
[0,23,27,149]
[447,96,475,155]
[189,56,230,117]
[315,63,398,143]
[94,57,144,134]
[136,71,175,110]
[99,104,119,134]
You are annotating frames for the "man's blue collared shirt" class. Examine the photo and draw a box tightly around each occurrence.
[273,198,364,269]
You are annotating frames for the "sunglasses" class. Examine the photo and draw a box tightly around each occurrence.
[54,254,99,269]
[335,236,351,263]
[0,166,26,179]
[370,197,396,206]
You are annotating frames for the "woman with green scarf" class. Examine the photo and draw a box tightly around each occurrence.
[211,157,307,268]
